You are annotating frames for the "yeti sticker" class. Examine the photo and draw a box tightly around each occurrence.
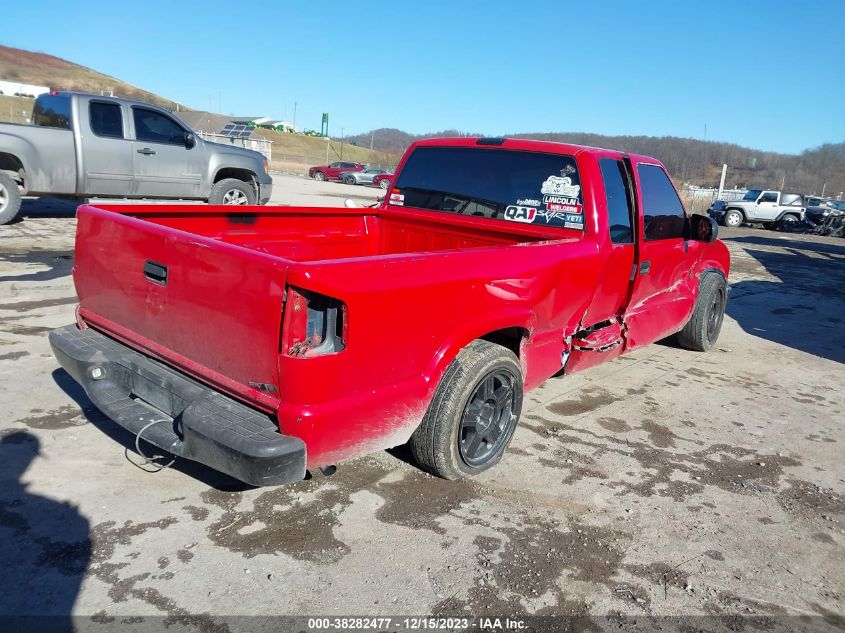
[504,206,537,223]
[541,176,580,199]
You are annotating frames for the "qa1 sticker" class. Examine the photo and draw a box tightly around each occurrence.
[504,206,537,223]
[541,175,581,199]
[389,191,405,206]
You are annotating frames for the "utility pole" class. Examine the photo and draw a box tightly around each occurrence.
[821,182,826,197]
[293,102,297,129]
[340,127,344,159]
[717,164,727,200]
[370,130,374,150]
[781,175,786,191]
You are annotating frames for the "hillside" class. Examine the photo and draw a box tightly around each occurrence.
[348,129,845,196]
[0,45,180,108]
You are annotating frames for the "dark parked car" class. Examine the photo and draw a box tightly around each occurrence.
[805,200,845,225]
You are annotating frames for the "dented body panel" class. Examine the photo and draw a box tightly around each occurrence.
[57,137,730,479]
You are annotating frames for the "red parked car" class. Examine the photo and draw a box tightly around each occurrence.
[51,137,729,486]
[372,172,393,190]
[308,161,365,181]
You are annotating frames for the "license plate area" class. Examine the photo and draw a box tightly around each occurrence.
[112,363,189,418]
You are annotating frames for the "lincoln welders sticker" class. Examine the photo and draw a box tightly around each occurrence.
[544,196,582,214]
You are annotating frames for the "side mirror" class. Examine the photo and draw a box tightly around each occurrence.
[688,214,718,243]
[184,132,196,149]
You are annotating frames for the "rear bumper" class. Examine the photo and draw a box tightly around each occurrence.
[49,324,305,487]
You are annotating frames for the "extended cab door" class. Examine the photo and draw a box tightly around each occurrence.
[130,106,206,199]
[79,98,136,196]
[623,160,699,349]
[563,156,636,374]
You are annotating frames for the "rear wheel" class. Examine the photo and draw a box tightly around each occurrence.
[208,178,256,205]
[410,340,523,479]
[313,171,325,181]
[0,172,22,225]
[723,209,743,228]
[677,273,727,352]
[781,213,800,224]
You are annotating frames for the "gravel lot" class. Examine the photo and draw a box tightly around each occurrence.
[1,177,843,631]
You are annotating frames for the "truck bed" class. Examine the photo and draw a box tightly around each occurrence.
[72,204,579,416]
[112,205,558,261]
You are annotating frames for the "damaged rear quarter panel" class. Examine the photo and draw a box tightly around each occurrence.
[277,239,603,467]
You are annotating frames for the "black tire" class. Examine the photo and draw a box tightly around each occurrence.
[313,171,326,181]
[677,273,727,352]
[0,172,22,225]
[410,340,523,480]
[780,213,800,224]
[344,176,356,185]
[723,209,743,228]
[208,178,256,206]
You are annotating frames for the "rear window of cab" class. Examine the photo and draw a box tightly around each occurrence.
[392,146,585,231]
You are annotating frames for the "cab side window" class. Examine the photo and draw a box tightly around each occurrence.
[132,107,186,145]
[637,164,686,241]
[90,101,123,139]
[759,192,778,203]
[599,158,634,244]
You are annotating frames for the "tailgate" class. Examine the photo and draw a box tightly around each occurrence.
[73,205,288,410]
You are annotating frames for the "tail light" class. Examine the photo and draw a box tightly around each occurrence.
[283,287,346,357]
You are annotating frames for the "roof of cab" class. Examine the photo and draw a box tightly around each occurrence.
[410,136,663,167]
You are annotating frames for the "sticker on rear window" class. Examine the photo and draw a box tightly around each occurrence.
[541,175,581,199]
[389,192,405,206]
[504,206,537,223]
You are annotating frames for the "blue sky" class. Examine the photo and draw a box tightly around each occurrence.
[4,0,844,154]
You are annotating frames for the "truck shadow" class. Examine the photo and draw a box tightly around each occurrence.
[15,198,79,221]
[0,430,90,628]
[51,369,254,492]
[726,239,845,364]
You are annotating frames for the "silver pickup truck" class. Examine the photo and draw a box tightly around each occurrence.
[0,91,272,224]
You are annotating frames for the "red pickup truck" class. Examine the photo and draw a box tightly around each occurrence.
[50,137,730,486]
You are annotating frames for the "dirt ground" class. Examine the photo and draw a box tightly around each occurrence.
[1,179,843,632]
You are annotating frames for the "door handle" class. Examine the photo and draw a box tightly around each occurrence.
[639,260,651,275]
[136,148,156,155]
[143,260,168,285]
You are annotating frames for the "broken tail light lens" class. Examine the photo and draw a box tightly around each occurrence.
[283,287,346,357]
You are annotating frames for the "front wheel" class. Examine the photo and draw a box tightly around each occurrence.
[410,340,523,479]
[378,178,390,190]
[344,176,356,185]
[313,171,325,181]
[208,178,256,205]
[676,273,727,352]
[723,209,743,228]
[0,172,22,225]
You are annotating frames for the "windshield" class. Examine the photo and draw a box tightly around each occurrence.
[742,189,762,201]
[392,146,584,230]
